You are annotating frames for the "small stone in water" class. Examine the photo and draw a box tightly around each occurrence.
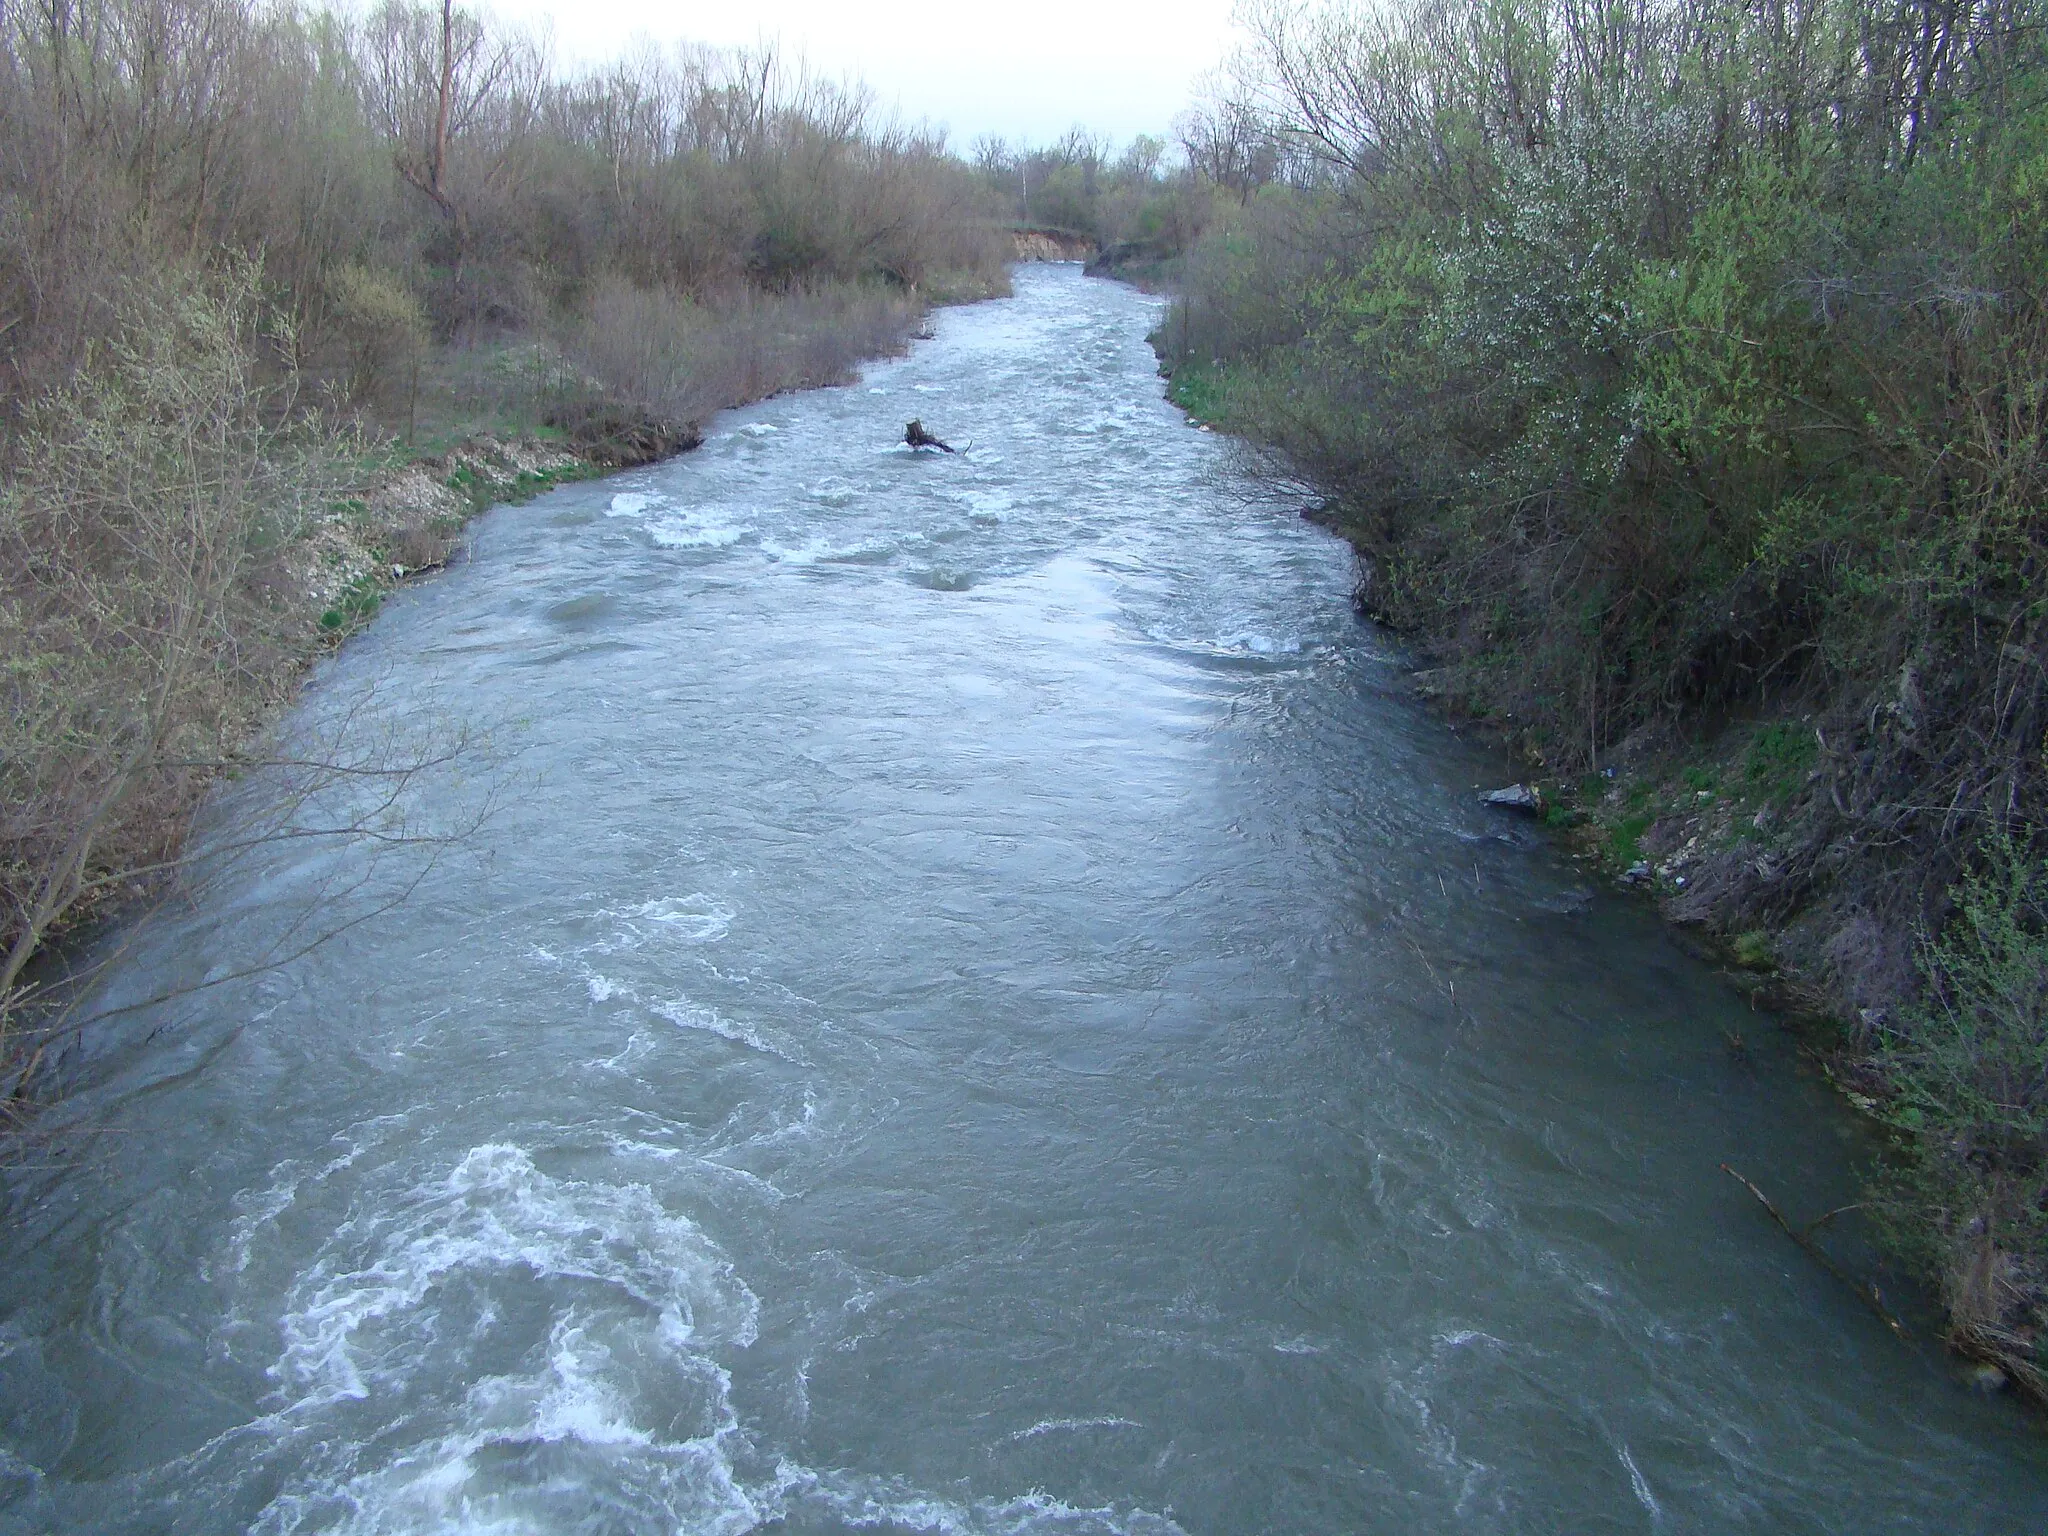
[1482,783,1543,812]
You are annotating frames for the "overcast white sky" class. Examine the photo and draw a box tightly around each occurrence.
[484,0,1245,149]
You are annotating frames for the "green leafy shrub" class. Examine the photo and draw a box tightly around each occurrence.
[1732,931,1774,970]
[318,573,383,633]
[1744,723,1816,803]
[328,264,428,407]
[1879,831,2048,1380]
[1164,360,1232,423]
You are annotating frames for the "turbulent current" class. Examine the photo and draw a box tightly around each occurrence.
[3,265,2045,1533]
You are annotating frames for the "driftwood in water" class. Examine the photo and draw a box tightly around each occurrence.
[904,419,954,453]
[1721,1163,1912,1341]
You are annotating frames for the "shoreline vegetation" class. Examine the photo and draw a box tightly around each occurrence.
[1149,0,2048,1400]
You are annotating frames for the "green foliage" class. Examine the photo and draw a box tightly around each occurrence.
[1732,930,1775,970]
[1164,360,1232,423]
[319,572,383,633]
[1878,831,2048,1317]
[1177,0,2048,807]
[328,264,427,405]
[1744,723,1817,802]
[1609,810,1655,865]
[1886,834,2048,1145]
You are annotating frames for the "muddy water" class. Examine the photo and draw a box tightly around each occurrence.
[2,265,2043,1533]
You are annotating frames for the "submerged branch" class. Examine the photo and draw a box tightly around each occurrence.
[1722,1164,1912,1343]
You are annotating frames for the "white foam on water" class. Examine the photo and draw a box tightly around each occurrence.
[600,1132,685,1163]
[255,1335,764,1536]
[270,1143,759,1408]
[594,1132,788,1205]
[650,994,808,1065]
[597,893,735,946]
[759,535,895,567]
[627,892,734,939]
[219,1138,1184,1536]
[564,955,808,1067]
[186,1141,789,1534]
[1434,1328,1506,1351]
[1002,1416,1144,1442]
[221,1118,413,1280]
[604,491,652,517]
[1384,1342,1503,1522]
[647,512,749,549]
[1218,631,1303,655]
[1618,1443,1661,1519]
[593,1029,655,1073]
[738,422,778,437]
[746,1085,821,1148]
[763,1468,1189,1536]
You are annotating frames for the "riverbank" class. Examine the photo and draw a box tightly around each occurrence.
[298,261,1032,644]
[1157,343,2048,1408]
[0,274,993,1111]
[302,413,703,641]
[1388,547,2048,1408]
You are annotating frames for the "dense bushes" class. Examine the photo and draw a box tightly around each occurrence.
[0,267,353,1087]
[562,277,924,428]
[0,0,1010,415]
[1881,831,2048,1391]
[1165,0,2048,1383]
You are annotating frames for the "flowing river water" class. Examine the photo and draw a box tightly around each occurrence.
[3,265,2045,1533]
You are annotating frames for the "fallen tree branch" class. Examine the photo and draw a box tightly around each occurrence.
[1721,1163,1912,1342]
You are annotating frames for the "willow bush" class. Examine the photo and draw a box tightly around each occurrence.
[0,267,351,1089]
[1881,831,2048,1391]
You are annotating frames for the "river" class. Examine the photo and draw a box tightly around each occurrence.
[2,264,2042,1533]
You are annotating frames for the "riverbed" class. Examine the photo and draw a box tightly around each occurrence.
[2,264,2042,1533]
